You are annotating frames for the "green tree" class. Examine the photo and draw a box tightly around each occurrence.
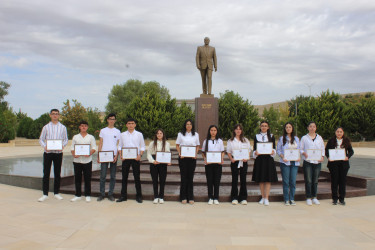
[288,95,311,118]
[27,113,51,139]
[263,104,294,138]
[218,90,259,140]
[87,107,103,139]
[0,81,11,110]
[61,99,88,138]
[17,116,34,137]
[0,108,17,142]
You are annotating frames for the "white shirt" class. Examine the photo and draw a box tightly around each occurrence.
[300,133,325,164]
[70,133,97,163]
[176,132,200,146]
[336,139,343,148]
[201,139,225,152]
[99,127,121,156]
[253,133,276,159]
[39,121,68,153]
[118,130,146,155]
[276,136,301,166]
[147,140,171,163]
[226,137,251,168]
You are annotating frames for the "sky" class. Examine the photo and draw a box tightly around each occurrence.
[1,0,374,118]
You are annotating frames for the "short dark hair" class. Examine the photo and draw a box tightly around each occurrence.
[107,113,116,120]
[50,109,59,114]
[79,120,88,126]
[126,117,136,124]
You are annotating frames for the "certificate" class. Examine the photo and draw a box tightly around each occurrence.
[233,149,250,161]
[306,149,322,161]
[180,146,196,158]
[284,149,300,161]
[46,139,63,151]
[206,151,222,164]
[98,151,114,163]
[74,144,91,156]
[329,149,346,161]
[122,147,138,160]
[257,142,273,155]
[156,152,172,164]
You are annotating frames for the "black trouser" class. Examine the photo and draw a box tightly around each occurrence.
[150,163,167,199]
[205,164,222,200]
[43,152,62,195]
[73,161,92,197]
[179,157,196,201]
[328,162,349,202]
[121,159,142,198]
[230,161,248,202]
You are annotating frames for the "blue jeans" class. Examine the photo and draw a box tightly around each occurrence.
[280,162,298,202]
[303,161,321,198]
[100,162,117,196]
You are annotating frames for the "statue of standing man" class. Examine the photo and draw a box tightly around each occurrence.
[196,37,217,95]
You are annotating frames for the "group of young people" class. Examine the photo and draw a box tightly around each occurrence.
[38,109,354,206]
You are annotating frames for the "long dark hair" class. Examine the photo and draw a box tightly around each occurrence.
[205,125,220,152]
[153,128,166,152]
[230,123,246,142]
[259,120,272,141]
[282,122,296,145]
[181,119,195,136]
[333,127,352,149]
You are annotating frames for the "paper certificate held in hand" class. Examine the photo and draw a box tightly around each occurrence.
[329,149,346,161]
[206,151,222,164]
[46,139,63,151]
[98,151,114,163]
[74,144,91,156]
[257,142,273,155]
[306,149,322,161]
[122,147,138,160]
[233,149,250,161]
[156,152,172,164]
[180,146,196,158]
[284,149,300,161]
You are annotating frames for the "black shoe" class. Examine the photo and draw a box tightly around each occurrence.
[116,197,127,202]
[97,196,104,202]
[339,200,346,206]
[108,195,115,201]
[332,200,338,205]
[136,197,143,203]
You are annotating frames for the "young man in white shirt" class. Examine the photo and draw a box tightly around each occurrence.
[97,113,121,202]
[70,121,97,202]
[116,118,145,203]
[38,109,68,202]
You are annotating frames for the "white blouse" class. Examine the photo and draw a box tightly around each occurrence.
[176,132,200,146]
[300,133,325,164]
[147,140,171,163]
[201,139,225,152]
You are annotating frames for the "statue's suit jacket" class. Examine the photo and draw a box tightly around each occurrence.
[196,45,217,70]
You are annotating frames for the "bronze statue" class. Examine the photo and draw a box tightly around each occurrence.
[196,37,217,95]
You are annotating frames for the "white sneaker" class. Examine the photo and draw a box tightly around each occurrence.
[86,196,91,202]
[54,194,63,200]
[153,198,159,204]
[290,200,296,206]
[240,200,248,205]
[214,199,219,205]
[306,199,312,206]
[258,198,264,205]
[38,195,48,202]
[208,199,213,205]
[159,199,164,204]
[70,196,81,202]
[264,199,269,206]
[312,198,320,205]
[284,201,290,206]
[232,199,238,205]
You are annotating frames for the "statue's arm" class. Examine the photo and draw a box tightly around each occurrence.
[213,47,217,71]
[196,47,200,69]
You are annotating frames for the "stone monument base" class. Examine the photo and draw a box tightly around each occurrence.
[195,96,219,146]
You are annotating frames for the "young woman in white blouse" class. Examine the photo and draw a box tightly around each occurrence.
[147,129,171,204]
[276,122,300,206]
[201,125,225,205]
[226,124,251,205]
[176,119,200,204]
[300,121,325,206]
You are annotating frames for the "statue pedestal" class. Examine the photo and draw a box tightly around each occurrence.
[195,96,219,146]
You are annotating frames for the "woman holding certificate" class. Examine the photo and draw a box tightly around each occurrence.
[176,119,200,204]
[276,122,300,206]
[226,124,251,205]
[147,129,171,204]
[201,125,225,205]
[325,127,354,205]
[252,121,278,206]
[300,121,325,206]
